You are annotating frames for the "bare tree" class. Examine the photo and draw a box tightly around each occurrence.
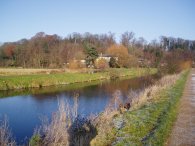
[120,31,135,48]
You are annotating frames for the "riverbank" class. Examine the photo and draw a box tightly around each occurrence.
[91,70,189,146]
[0,68,156,91]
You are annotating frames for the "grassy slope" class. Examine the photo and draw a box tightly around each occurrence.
[113,71,189,146]
[0,68,156,90]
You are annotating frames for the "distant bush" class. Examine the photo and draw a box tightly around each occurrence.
[68,60,85,69]
[107,44,129,67]
[179,60,192,70]
[158,50,192,75]
[109,57,119,68]
[48,63,58,69]
[127,54,139,68]
[95,58,109,70]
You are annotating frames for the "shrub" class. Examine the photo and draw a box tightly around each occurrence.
[29,134,42,146]
[31,96,97,146]
[39,100,71,146]
[158,52,181,75]
[95,58,109,69]
[109,57,119,68]
[128,54,139,68]
[107,44,129,67]
[68,60,81,69]
[158,50,192,75]
[179,60,192,70]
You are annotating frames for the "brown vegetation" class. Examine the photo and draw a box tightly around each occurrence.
[68,60,81,69]
[0,32,116,68]
[130,73,180,110]
[0,32,194,70]
[30,94,97,146]
[107,44,129,67]
[39,100,71,146]
[0,117,15,146]
[94,58,109,69]
[158,50,192,75]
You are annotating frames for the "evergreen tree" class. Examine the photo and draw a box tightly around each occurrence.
[84,43,98,67]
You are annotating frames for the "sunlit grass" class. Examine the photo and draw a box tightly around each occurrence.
[0,68,157,90]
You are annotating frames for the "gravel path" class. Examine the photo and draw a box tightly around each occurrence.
[167,69,195,146]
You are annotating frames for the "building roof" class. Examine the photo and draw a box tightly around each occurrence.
[99,53,115,57]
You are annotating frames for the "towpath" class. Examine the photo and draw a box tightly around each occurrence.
[167,69,195,146]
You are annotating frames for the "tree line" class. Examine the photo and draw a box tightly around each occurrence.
[0,31,194,72]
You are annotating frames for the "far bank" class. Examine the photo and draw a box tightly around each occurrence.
[0,68,157,91]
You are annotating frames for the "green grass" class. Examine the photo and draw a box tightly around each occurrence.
[0,68,157,91]
[113,71,189,146]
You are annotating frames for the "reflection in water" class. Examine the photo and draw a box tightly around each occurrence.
[0,75,158,144]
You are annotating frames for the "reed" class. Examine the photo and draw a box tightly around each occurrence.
[0,117,16,146]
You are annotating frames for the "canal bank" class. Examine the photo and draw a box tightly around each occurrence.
[0,68,157,91]
[91,70,189,146]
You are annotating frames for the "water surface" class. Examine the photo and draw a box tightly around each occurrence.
[0,75,156,144]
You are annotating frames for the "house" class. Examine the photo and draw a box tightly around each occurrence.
[96,53,118,63]
[79,59,86,65]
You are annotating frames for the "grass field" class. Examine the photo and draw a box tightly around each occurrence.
[0,68,157,90]
[0,68,65,76]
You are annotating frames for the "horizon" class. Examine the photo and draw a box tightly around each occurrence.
[0,0,195,43]
[1,31,195,45]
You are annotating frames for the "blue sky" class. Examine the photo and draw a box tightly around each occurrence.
[0,0,195,43]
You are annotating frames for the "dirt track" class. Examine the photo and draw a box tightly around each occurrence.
[167,69,195,146]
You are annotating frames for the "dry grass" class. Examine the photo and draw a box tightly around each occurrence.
[90,109,118,146]
[0,68,64,76]
[31,94,97,146]
[29,97,78,146]
[41,100,71,146]
[36,96,79,146]
[0,117,16,146]
[130,73,180,110]
[90,91,121,146]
